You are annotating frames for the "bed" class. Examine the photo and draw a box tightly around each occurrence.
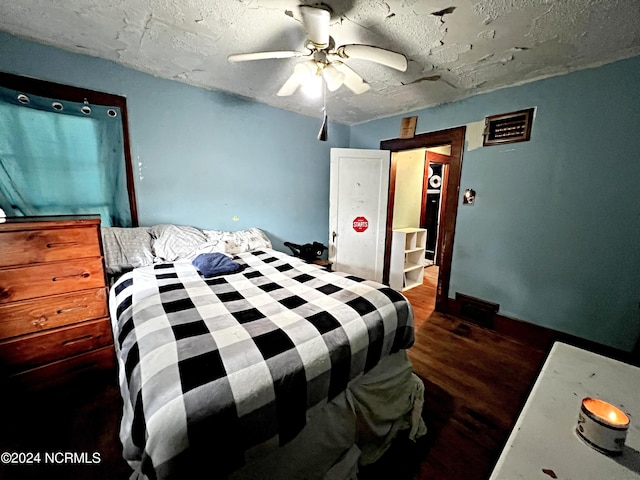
[104,225,426,480]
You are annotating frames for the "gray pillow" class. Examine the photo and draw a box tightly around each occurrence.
[101,227,154,274]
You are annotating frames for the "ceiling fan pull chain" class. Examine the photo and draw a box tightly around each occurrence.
[318,80,328,141]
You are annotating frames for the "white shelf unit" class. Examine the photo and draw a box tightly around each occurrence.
[389,227,427,291]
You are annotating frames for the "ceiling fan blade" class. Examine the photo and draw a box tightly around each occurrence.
[336,44,408,72]
[300,5,330,48]
[277,71,301,96]
[332,62,370,94]
[227,51,302,63]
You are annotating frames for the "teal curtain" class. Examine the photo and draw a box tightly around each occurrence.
[0,86,132,226]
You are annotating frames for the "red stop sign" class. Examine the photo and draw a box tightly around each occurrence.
[352,216,369,232]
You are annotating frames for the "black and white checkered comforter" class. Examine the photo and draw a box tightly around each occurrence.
[110,249,414,479]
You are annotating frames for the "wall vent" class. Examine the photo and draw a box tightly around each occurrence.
[455,292,499,328]
[483,108,534,146]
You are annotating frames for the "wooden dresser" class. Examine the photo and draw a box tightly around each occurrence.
[0,215,115,391]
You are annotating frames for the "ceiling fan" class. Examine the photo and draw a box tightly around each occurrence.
[227,4,408,97]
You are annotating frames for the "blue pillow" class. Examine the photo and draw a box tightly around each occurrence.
[192,253,241,277]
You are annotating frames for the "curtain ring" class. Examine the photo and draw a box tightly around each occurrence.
[81,99,92,115]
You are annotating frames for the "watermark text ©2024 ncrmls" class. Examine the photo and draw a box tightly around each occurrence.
[1,451,101,465]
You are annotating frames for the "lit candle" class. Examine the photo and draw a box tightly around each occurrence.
[576,397,630,455]
[583,398,630,426]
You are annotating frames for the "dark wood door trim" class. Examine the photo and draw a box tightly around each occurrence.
[382,155,398,285]
[381,126,466,311]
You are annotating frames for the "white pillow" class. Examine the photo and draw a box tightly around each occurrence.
[150,224,218,261]
[212,228,272,255]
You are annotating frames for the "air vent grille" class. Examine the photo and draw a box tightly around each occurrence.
[455,292,499,328]
[483,108,534,146]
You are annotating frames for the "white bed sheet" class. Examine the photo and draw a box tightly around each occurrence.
[230,350,426,480]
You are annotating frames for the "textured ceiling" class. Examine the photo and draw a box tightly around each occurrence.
[1,0,639,124]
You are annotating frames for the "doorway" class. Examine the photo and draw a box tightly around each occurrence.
[380,126,466,312]
[421,148,451,266]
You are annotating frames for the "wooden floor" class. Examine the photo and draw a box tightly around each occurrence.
[362,266,547,479]
[0,372,130,480]
[1,265,548,480]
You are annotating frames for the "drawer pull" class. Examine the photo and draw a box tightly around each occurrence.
[46,242,81,249]
[56,305,88,314]
[52,273,90,282]
[62,334,96,347]
[69,361,100,374]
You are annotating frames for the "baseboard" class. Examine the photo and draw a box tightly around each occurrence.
[445,296,639,366]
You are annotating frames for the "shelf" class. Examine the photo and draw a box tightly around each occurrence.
[403,262,423,272]
[403,266,424,291]
[389,227,427,292]
[402,280,423,292]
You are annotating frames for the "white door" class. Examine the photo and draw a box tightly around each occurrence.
[329,148,390,283]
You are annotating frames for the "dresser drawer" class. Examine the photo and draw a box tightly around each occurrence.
[0,226,101,268]
[0,258,105,303]
[0,288,108,340]
[7,345,116,392]
[0,318,113,374]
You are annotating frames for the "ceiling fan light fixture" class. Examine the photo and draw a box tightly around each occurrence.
[300,75,322,98]
[276,61,318,97]
[322,64,345,92]
[301,72,323,98]
[295,61,323,98]
[333,62,370,94]
[231,4,405,101]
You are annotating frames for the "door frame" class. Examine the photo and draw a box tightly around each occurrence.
[381,126,466,311]
[421,150,451,264]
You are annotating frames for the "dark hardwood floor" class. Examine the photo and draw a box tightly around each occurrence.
[361,266,547,480]
[0,265,548,480]
[0,372,130,480]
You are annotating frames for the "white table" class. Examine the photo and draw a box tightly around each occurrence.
[489,342,640,479]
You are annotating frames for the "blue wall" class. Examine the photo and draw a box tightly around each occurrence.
[352,56,640,351]
[2,31,639,351]
[0,32,350,252]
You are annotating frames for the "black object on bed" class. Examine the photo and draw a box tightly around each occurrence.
[283,241,328,261]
